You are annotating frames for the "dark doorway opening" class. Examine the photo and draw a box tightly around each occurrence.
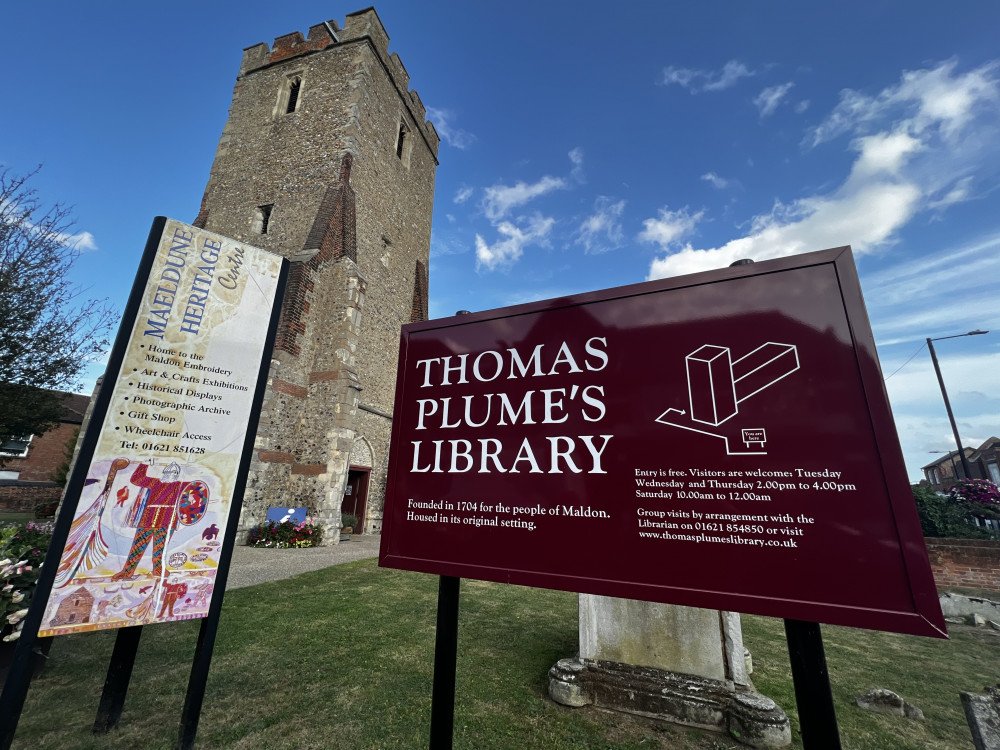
[341,467,370,534]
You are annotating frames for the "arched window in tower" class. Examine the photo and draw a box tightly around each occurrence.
[273,71,303,118]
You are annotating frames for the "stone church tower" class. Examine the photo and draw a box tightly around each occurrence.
[193,8,439,541]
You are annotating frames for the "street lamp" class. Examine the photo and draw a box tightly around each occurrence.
[926,330,989,480]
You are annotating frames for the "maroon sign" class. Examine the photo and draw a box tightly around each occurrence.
[378,247,946,638]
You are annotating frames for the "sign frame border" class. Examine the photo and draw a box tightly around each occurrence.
[379,246,946,638]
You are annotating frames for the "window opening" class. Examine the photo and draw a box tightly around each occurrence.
[396,120,408,159]
[0,435,31,458]
[286,76,302,114]
[254,204,274,235]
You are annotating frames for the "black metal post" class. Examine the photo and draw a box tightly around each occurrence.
[784,619,841,749]
[175,258,288,750]
[429,576,461,750]
[926,331,991,477]
[176,490,251,750]
[927,337,974,479]
[93,626,143,733]
[176,615,219,749]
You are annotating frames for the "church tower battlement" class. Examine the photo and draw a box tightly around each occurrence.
[237,8,438,151]
[193,7,438,542]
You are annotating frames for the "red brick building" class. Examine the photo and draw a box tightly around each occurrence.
[921,436,1000,494]
[0,391,89,511]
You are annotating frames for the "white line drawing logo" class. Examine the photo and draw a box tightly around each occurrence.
[656,342,799,455]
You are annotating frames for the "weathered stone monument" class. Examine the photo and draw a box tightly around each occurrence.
[549,597,791,747]
[963,685,1000,750]
[192,9,439,542]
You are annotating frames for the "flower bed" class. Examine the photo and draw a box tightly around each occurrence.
[0,520,54,642]
[950,478,1000,508]
[247,518,323,548]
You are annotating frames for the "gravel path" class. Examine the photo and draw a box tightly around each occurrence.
[225,534,382,589]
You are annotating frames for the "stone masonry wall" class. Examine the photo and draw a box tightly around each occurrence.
[194,9,437,542]
[926,538,1000,591]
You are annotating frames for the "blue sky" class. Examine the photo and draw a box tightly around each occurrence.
[2,1,998,482]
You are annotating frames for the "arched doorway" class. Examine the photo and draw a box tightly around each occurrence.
[341,467,369,534]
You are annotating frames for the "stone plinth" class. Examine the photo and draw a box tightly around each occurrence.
[579,595,745,684]
[550,596,790,747]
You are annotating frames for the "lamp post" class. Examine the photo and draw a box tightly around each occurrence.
[926,330,989,481]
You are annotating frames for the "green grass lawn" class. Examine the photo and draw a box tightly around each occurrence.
[8,559,996,749]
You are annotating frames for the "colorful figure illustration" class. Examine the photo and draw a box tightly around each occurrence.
[157,576,189,618]
[43,454,222,634]
[113,462,190,581]
[192,581,214,608]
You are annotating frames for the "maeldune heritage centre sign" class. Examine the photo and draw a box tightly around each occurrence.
[379,247,946,638]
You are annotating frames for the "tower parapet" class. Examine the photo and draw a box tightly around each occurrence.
[238,7,438,156]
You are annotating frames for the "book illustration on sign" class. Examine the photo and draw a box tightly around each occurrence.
[655,342,800,456]
[42,457,221,635]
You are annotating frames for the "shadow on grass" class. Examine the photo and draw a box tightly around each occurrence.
[10,559,994,749]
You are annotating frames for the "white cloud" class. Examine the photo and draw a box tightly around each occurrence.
[795,100,810,114]
[575,197,625,254]
[648,181,920,278]
[59,230,97,251]
[569,147,585,182]
[807,59,999,147]
[701,172,731,189]
[754,82,795,118]
[660,60,755,93]
[426,107,476,150]
[848,130,923,178]
[705,61,756,92]
[928,176,974,210]
[430,229,469,258]
[453,185,474,204]
[475,214,555,271]
[475,151,588,270]
[638,206,704,250]
[648,59,1000,280]
[481,176,565,221]
[861,233,1000,344]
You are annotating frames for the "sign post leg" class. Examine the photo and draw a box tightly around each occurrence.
[430,575,460,750]
[177,613,221,750]
[93,625,143,733]
[784,619,841,749]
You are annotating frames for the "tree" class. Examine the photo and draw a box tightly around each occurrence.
[0,167,114,465]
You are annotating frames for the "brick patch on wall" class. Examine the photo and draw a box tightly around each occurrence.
[258,450,296,464]
[291,464,326,476]
[0,484,62,512]
[271,379,308,399]
[925,538,1000,591]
